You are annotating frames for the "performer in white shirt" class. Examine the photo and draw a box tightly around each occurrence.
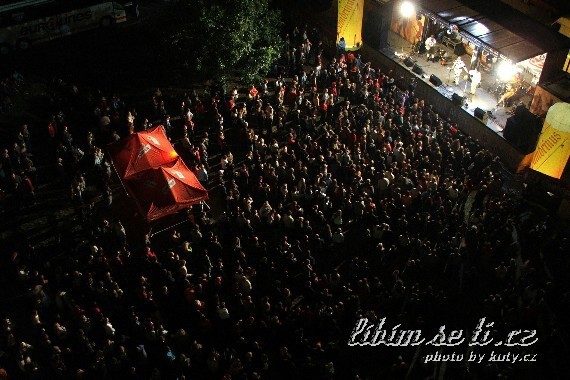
[450,57,468,85]
[425,35,437,61]
[468,68,481,95]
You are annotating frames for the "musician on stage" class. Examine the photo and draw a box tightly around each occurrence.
[496,84,516,108]
[468,68,481,95]
[425,35,437,62]
[450,57,468,85]
[496,73,523,107]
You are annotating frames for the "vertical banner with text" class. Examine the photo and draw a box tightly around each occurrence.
[337,0,363,51]
[563,49,570,74]
[530,102,570,179]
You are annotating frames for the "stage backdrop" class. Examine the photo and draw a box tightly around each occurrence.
[337,0,363,50]
[530,102,570,179]
[530,84,563,119]
[390,7,425,44]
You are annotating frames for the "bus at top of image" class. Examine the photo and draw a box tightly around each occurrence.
[0,0,134,54]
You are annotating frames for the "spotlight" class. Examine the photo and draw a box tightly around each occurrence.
[400,1,415,18]
[497,61,516,81]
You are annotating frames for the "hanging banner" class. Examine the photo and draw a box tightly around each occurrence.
[337,0,363,51]
[530,102,570,179]
[563,49,570,74]
[518,53,546,79]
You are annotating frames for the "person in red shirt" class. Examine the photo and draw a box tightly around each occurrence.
[330,82,337,97]
[48,123,56,139]
[248,85,259,101]
[318,100,328,122]
[20,172,36,204]
[146,247,157,263]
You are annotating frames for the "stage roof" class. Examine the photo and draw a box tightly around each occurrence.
[419,0,567,62]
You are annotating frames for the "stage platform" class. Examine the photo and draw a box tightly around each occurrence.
[380,31,534,136]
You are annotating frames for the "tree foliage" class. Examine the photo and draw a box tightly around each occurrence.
[170,0,283,86]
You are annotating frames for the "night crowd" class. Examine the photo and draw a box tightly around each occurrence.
[0,71,24,115]
[0,25,569,380]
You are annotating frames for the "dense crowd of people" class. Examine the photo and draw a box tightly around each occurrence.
[0,24,569,380]
[0,71,24,115]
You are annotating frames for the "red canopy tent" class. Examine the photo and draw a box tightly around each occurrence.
[124,158,209,222]
[108,126,178,179]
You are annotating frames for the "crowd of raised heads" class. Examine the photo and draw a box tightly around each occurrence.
[0,24,568,380]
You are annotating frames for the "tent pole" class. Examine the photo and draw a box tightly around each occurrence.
[149,218,192,238]
[107,154,130,198]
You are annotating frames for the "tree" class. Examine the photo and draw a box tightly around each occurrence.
[170,0,283,87]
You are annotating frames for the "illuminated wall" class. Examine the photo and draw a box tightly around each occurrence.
[337,0,364,50]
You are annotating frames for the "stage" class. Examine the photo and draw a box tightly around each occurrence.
[381,31,534,136]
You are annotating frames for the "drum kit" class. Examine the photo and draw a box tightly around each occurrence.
[435,48,449,65]
[489,80,508,98]
[425,48,448,64]
[490,79,528,102]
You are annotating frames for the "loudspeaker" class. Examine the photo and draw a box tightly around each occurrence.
[454,43,466,56]
[404,57,414,67]
[503,117,518,144]
[513,105,542,133]
[378,15,391,50]
[364,11,390,50]
[412,64,424,75]
[451,93,465,106]
[429,74,442,87]
[474,107,488,124]
[503,114,541,154]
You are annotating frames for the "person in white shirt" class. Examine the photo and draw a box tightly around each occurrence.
[425,35,437,61]
[451,57,468,85]
[217,302,230,320]
[104,318,115,337]
[468,68,481,95]
[220,154,228,171]
[197,164,208,184]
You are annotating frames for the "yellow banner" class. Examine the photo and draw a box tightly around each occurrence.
[530,103,570,179]
[337,0,363,51]
[564,49,570,73]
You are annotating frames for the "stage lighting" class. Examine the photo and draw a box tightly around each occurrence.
[400,1,415,18]
[497,61,516,81]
